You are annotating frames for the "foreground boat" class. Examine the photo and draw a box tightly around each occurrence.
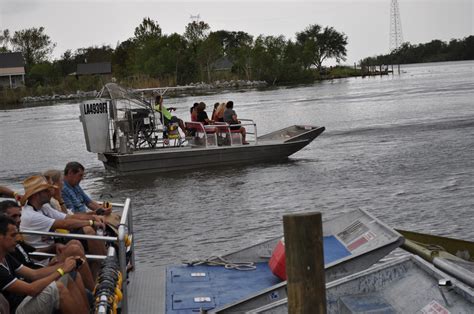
[79,83,325,174]
[397,229,474,288]
[251,255,474,313]
[126,208,403,313]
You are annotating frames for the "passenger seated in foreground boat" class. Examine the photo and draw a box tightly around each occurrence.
[0,215,89,314]
[0,200,94,291]
[154,95,187,134]
[223,101,249,144]
[20,175,107,278]
[61,162,111,215]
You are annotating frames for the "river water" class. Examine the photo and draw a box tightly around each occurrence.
[1,61,473,267]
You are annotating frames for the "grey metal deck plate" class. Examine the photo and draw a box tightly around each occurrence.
[127,266,166,313]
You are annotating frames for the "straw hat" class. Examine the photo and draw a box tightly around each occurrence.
[21,175,57,205]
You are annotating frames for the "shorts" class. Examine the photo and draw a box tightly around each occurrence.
[230,125,241,131]
[15,275,69,314]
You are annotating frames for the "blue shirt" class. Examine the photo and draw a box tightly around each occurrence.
[61,181,92,213]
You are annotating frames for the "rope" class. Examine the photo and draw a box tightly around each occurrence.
[183,256,257,271]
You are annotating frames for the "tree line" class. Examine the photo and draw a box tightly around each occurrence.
[361,36,474,66]
[0,18,349,92]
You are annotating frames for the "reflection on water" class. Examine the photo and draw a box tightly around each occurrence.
[1,61,473,266]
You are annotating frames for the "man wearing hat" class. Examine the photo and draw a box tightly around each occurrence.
[0,215,89,313]
[20,175,106,277]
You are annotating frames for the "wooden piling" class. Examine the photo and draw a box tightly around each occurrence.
[283,212,326,314]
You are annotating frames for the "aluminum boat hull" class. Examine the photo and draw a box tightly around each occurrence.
[252,255,474,313]
[100,125,325,174]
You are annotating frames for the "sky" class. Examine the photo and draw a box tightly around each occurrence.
[0,0,472,64]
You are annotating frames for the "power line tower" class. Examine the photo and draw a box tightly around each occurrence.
[389,0,403,52]
[190,14,200,23]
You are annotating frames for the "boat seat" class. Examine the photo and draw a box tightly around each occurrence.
[185,122,217,147]
[215,122,243,145]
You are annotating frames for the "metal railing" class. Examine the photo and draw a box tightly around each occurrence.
[214,119,257,145]
[186,119,258,147]
[20,198,134,313]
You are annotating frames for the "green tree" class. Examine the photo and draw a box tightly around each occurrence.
[134,17,162,43]
[296,24,347,72]
[160,33,189,84]
[113,39,137,78]
[184,21,210,49]
[29,62,60,86]
[73,45,114,64]
[0,29,11,52]
[212,30,254,79]
[55,49,76,76]
[197,32,223,82]
[251,35,287,84]
[10,27,56,69]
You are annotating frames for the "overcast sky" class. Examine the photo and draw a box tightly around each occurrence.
[1,0,472,64]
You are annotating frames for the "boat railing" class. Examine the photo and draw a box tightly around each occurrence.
[212,119,258,145]
[20,198,134,314]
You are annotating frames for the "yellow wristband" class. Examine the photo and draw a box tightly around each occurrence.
[89,220,94,226]
[57,268,65,276]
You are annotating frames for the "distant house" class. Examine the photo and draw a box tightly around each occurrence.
[212,57,233,71]
[75,62,112,78]
[0,52,25,88]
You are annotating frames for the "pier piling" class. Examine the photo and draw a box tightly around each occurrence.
[283,212,326,314]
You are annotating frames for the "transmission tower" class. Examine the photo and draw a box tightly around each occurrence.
[190,14,200,23]
[389,0,403,52]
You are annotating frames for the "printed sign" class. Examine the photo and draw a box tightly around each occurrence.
[337,220,369,245]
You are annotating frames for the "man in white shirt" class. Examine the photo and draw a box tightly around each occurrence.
[19,175,107,277]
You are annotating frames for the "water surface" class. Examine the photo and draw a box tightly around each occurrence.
[1,61,473,266]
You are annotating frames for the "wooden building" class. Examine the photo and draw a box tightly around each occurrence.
[0,52,25,88]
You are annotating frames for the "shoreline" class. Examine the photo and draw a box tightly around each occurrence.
[0,63,400,108]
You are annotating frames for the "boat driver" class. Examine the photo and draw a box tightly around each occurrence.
[154,95,187,135]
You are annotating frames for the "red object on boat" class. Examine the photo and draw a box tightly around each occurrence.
[269,238,286,280]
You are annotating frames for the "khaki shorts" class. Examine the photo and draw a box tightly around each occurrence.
[16,275,69,314]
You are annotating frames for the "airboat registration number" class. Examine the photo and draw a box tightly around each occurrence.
[83,102,108,115]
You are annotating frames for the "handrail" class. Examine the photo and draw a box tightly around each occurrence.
[29,252,107,261]
[213,119,258,145]
[20,230,118,242]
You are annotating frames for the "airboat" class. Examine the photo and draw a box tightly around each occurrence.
[79,83,325,174]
